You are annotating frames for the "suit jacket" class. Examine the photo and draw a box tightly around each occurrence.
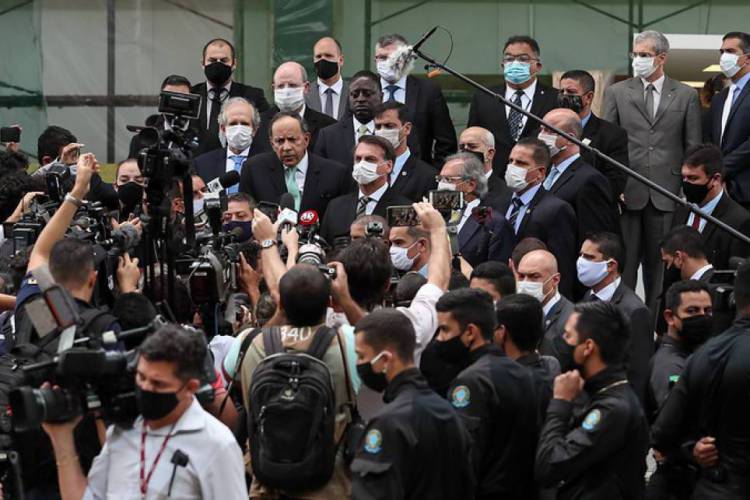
[457,203,515,268]
[539,295,575,366]
[319,188,412,245]
[467,80,558,176]
[390,152,437,202]
[580,113,629,199]
[583,281,653,406]
[499,187,578,299]
[252,106,337,155]
[670,191,750,270]
[239,152,349,219]
[546,156,621,243]
[192,146,257,184]
[190,81,270,155]
[707,81,750,203]
[602,76,702,211]
[400,75,457,166]
[306,79,350,120]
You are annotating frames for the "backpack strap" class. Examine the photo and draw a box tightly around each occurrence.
[306,326,336,361]
[218,327,262,417]
[78,308,117,338]
[263,326,284,356]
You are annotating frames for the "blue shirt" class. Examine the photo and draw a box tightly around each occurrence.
[733,71,750,95]
[546,153,581,189]
[391,149,411,184]
[580,112,592,130]
[687,190,724,233]
[506,183,542,233]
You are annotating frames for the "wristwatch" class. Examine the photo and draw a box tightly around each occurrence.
[260,239,277,250]
[64,193,84,208]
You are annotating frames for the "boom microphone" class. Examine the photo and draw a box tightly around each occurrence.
[207,170,241,193]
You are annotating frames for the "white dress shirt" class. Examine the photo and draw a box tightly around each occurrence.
[225,146,251,174]
[505,79,537,131]
[318,77,344,117]
[543,292,562,318]
[690,264,714,281]
[457,198,481,234]
[640,74,665,117]
[358,182,388,215]
[593,276,621,302]
[380,75,408,103]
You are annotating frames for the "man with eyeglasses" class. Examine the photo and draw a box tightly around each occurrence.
[467,35,557,177]
[602,30,702,319]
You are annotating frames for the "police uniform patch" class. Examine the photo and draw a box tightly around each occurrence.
[581,409,601,431]
[364,429,383,454]
[451,385,470,409]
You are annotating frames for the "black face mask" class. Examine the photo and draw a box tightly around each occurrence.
[682,180,711,204]
[357,362,388,392]
[557,93,584,114]
[136,385,181,420]
[460,147,485,165]
[663,262,683,287]
[204,61,232,86]
[314,59,339,80]
[435,335,470,364]
[678,314,713,351]
[117,181,144,210]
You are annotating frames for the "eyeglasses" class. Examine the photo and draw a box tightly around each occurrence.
[629,52,660,59]
[502,55,538,64]
[435,175,465,183]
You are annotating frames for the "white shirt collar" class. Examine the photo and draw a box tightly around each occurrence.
[506,78,538,101]
[226,146,251,159]
[484,169,493,180]
[641,74,665,94]
[353,116,375,133]
[543,291,561,317]
[319,77,343,94]
[594,276,621,303]
[515,183,542,206]
[381,74,408,91]
[360,181,388,203]
[690,264,713,281]
[292,152,309,175]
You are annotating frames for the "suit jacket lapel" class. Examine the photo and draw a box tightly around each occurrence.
[626,78,651,123]
[458,215,480,248]
[700,192,729,243]
[391,154,414,191]
[651,77,677,126]
[518,187,544,236]
[307,81,322,110]
[405,76,419,118]
[725,83,750,129]
[549,158,579,194]
[268,155,286,195]
[520,83,549,137]
[338,80,350,119]
[300,155,321,209]
[610,282,625,306]
[583,113,601,144]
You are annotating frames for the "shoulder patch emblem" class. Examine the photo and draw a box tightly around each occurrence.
[669,374,680,384]
[451,385,471,409]
[582,409,601,431]
[364,429,383,454]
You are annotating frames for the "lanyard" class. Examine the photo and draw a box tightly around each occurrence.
[140,422,177,497]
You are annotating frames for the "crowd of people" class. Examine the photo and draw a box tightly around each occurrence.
[0,27,748,500]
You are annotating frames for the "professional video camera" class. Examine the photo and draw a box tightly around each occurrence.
[296,209,332,271]
[706,256,746,333]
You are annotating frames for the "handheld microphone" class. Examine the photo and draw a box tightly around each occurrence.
[203,193,224,237]
[298,209,320,241]
[207,170,241,194]
[168,449,190,496]
[278,193,298,232]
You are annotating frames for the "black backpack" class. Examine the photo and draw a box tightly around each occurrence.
[247,326,337,492]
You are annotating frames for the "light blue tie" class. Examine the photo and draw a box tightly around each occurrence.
[228,155,244,193]
[544,165,560,190]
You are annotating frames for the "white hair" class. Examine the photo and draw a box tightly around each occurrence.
[217,97,259,129]
[635,30,670,54]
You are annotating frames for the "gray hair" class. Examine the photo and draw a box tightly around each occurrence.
[376,33,408,48]
[635,30,670,54]
[446,152,488,197]
[218,97,260,129]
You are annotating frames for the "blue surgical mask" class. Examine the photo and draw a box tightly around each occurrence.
[504,61,532,85]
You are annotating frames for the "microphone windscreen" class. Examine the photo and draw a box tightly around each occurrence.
[279,192,296,211]
[219,170,241,189]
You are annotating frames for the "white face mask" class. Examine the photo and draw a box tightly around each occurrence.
[438,180,457,191]
[389,242,418,271]
[274,87,305,112]
[352,160,382,185]
[538,131,564,157]
[719,52,742,78]
[576,256,612,288]
[632,56,657,79]
[193,197,205,215]
[223,124,254,151]
[376,59,400,84]
[504,163,530,192]
[516,276,554,302]
[375,127,403,149]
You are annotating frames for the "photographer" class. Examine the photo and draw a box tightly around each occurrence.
[42,324,247,500]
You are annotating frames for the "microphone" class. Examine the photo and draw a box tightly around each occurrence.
[227,226,244,241]
[207,170,241,194]
[388,26,439,79]
[412,25,439,53]
[278,193,298,232]
[204,193,224,237]
[298,209,320,241]
[168,449,190,496]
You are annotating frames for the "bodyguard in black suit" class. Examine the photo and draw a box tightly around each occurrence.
[707,32,750,208]
[374,102,436,202]
[191,38,269,155]
[320,135,411,245]
[240,113,348,219]
[559,70,629,200]
[459,126,513,210]
[374,34,457,166]
[467,36,557,176]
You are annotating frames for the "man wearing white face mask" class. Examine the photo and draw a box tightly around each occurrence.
[578,231,653,406]
[320,135,411,245]
[708,31,750,209]
[374,33,456,166]
[193,97,259,191]
[603,30,701,317]
[374,101,436,202]
[253,62,336,155]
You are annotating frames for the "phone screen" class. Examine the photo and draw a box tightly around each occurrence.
[387,206,420,227]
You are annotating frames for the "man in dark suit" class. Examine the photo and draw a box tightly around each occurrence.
[708,32,750,209]
[239,112,348,219]
[540,108,620,244]
[558,70,629,201]
[307,37,349,120]
[252,62,336,154]
[439,152,515,267]
[516,249,574,370]
[459,126,512,210]
[320,135,411,245]
[671,144,750,269]
[500,138,578,299]
[467,35,557,176]
[191,38,269,155]
[192,97,260,186]
[374,33,457,166]
[579,232,653,406]
[660,227,715,283]
[374,101,436,202]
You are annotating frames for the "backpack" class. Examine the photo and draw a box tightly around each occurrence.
[247,326,338,492]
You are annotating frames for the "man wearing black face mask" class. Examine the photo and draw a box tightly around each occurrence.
[307,36,349,120]
[670,143,750,270]
[42,324,247,499]
[353,308,476,499]
[192,38,270,155]
[437,288,538,500]
[559,70,629,201]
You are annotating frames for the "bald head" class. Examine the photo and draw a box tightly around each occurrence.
[459,127,496,172]
[273,61,308,88]
[517,249,560,304]
[542,108,583,140]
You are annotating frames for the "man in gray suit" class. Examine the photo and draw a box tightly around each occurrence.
[603,30,702,312]
[307,36,349,120]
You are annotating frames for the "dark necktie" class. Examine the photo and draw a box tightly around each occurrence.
[324,88,335,118]
[507,90,525,141]
[356,196,371,217]
[208,87,228,131]
[386,85,399,102]
[508,197,524,231]
[644,83,655,120]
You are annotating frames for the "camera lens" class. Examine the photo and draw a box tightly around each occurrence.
[9,387,82,432]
